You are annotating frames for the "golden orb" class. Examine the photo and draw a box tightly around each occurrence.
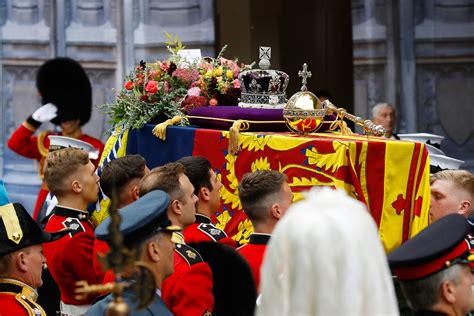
[283,91,327,135]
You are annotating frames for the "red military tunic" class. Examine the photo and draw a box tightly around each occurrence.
[43,206,101,305]
[7,122,104,219]
[237,233,271,291]
[184,214,237,248]
[162,237,214,316]
[0,278,46,316]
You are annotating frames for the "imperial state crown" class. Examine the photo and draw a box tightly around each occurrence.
[238,47,289,109]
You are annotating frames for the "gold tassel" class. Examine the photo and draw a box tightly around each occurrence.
[229,120,250,155]
[152,116,182,141]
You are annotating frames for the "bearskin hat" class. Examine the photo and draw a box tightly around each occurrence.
[36,57,92,126]
[189,242,257,316]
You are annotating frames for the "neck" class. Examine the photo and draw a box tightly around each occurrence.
[253,221,276,235]
[196,202,213,218]
[429,301,458,316]
[63,128,83,139]
[57,195,89,212]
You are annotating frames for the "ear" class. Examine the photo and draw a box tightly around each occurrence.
[199,187,210,202]
[458,200,472,215]
[71,179,82,194]
[15,252,28,273]
[441,280,457,304]
[147,240,161,263]
[131,185,140,202]
[270,203,283,220]
[170,200,182,216]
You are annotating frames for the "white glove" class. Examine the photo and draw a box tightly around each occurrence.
[32,103,58,123]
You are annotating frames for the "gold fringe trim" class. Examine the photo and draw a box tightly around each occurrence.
[229,120,250,155]
[152,116,182,141]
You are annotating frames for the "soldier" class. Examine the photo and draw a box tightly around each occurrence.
[140,162,214,315]
[86,190,181,315]
[177,156,236,247]
[0,203,68,315]
[388,213,474,315]
[7,58,104,220]
[430,170,474,222]
[237,170,293,291]
[42,147,102,315]
[94,154,150,281]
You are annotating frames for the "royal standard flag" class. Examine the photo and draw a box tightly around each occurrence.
[92,125,430,252]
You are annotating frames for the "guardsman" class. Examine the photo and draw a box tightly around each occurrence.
[0,203,68,315]
[93,154,149,282]
[7,57,104,220]
[177,156,236,247]
[86,190,181,315]
[237,170,293,291]
[388,214,474,316]
[140,162,214,315]
[42,147,102,315]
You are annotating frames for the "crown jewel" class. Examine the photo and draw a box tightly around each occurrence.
[238,47,289,109]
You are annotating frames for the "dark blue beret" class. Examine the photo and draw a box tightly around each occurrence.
[388,214,472,280]
[95,190,180,245]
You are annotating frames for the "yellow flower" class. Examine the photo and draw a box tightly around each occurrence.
[226,69,234,79]
[204,70,213,79]
[213,66,223,77]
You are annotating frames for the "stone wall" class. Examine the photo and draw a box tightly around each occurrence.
[352,0,474,171]
[0,0,215,212]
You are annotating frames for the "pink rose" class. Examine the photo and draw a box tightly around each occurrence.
[124,81,134,90]
[145,80,158,94]
[187,87,201,97]
[233,79,240,89]
[209,98,218,106]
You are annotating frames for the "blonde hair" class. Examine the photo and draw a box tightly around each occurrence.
[257,188,399,316]
[43,147,89,196]
[430,170,474,198]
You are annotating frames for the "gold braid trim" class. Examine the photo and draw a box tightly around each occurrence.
[186,115,285,125]
[22,121,38,132]
[186,116,286,155]
[37,131,49,157]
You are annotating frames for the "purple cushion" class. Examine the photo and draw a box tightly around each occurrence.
[188,106,336,132]
[188,106,288,131]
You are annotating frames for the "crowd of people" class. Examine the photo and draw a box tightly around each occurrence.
[0,58,474,315]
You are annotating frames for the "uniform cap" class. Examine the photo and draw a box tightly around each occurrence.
[95,190,181,246]
[0,203,69,256]
[388,214,473,281]
[48,135,99,160]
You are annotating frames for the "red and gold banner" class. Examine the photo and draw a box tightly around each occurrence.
[193,129,430,252]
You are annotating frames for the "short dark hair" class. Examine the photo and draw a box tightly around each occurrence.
[100,155,147,200]
[400,264,462,311]
[44,147,89,196]
[139,162,185,201]
[177,156,212,195]
[238,170,287,224]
